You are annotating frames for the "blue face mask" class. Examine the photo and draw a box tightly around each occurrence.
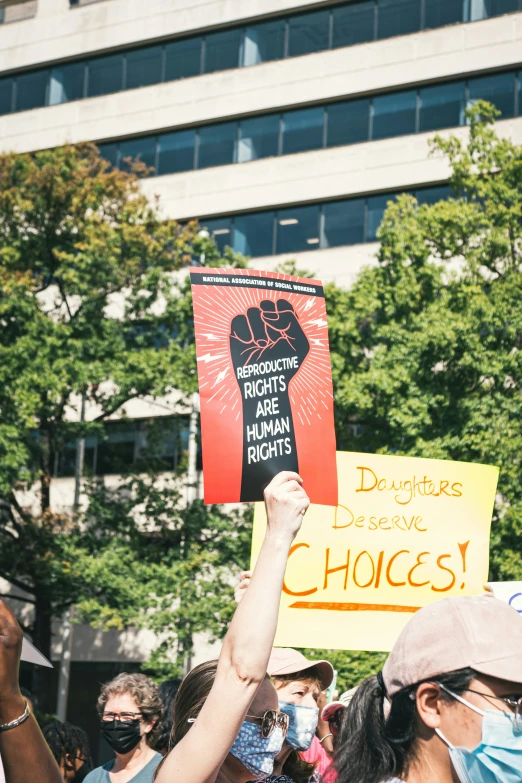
[436,686,522,783]
[279,702,319,751]
[230,721,285,781]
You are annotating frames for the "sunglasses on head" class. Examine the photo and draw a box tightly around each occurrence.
[328,708,345,737]
[246,709,290,738]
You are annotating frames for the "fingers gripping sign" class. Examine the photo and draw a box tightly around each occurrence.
[230,299,310,502]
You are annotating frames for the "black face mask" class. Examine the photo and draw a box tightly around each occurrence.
[102,719,142,754]
[73,760,92,783]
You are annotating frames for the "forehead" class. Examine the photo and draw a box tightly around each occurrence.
[104,692,139,712]
[250,678,278,714]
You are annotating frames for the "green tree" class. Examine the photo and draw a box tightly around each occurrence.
[328,102,522,583]
[0,143,248,707]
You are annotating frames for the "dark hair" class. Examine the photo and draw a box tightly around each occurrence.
[155,678,182,754]
[272,667,320,782]
[20,686,35,706]
[334,668,476,783]
[42,719,92,770]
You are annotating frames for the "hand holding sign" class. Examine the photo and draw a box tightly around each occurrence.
[230,299,310,501]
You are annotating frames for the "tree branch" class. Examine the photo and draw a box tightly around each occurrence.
[93,393,142,422]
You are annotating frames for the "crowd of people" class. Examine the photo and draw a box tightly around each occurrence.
[1,471,521,783]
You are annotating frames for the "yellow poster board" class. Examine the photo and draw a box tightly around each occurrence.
[251,451,499,651]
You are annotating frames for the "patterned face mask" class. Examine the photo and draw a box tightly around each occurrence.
[279,702,319,751]
[230,720,285,780]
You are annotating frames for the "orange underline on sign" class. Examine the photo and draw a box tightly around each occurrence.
[288,602,421,613]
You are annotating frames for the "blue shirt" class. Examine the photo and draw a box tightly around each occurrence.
[83,753,162,783]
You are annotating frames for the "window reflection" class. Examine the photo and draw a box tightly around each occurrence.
[288,10,330,57]
[49,62,85,105]
[0,78,13,114]
[323,199,366,247]
[126,45,163,90]
[243,20,286,66]
[119,137,156,174]
[377,0,421,39]
[234,212,275,257]
[424,0,462,29]
[366,193,396,241]
[327,99,370,147]
[276,205,321,254]
[372,91,416,140]
[16,70,49,112]
[237,115,280,162]
[332,2,376,48]
[98,142,119,169]
[419,81,466,132]
[88,54,124,97]
[204,217,234,254]
[204,28,243,73]
[158,130,196,175]
[469,0,519,20]
[198,123,237,168]
[468,72,516,118]
[165,38,202,81]
[283,107,324,155]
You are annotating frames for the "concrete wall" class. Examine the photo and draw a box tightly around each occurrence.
[1,14,521,155]
[0,0,337,72]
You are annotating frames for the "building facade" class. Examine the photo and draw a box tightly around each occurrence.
[1,0,521,757]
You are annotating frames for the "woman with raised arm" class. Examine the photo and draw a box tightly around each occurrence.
[155,470,309,783]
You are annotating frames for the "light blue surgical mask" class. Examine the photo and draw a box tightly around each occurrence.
[279,701,319,751]
[230,721,285,781]
[436,685,522,783]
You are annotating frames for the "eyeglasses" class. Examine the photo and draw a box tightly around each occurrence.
[99,711,143,723]
[246,710,290,739]
[464,689,522,730]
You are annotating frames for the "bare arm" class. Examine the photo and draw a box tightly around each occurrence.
[156,471,309,783]
[0,601,62,783]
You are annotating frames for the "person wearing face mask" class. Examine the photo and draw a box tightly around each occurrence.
[43,720,93,783]
[84,673,162,783]
[154,471,310,783]
[334,593,522,783]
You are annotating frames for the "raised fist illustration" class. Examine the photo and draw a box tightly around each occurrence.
[230,299,310,501]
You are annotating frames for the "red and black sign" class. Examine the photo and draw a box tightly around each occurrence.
[191,268,337,505]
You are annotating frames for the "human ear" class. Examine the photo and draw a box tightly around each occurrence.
[415,682,443,730]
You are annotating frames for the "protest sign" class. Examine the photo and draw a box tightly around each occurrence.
[252,451,498,651]
[190,267,337,505]
[488,582,522,614]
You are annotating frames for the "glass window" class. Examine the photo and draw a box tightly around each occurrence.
[15,70,48,112]
[234,212,275,257]
[424,0,463,29]
[96,421,137,475]
[419,81,466,132]
[0,78,13,115]
[198,122,237,169]
[98,142,119,169]
[126,45,163,90]
[288,10,330,58]
[237,115,280,162]
[87,54,124,97]
[204,217,233,254]
[282,107,324,155]
[276,205,321,254]
[332,2,375,48]
[366,193,397,241]
[468,72,516,119]
[157,130,196,175]
[119,137,157,174]
[469,0,519,20]
[377,0,421,39]
[372,90,416,139]
[322,199,365,247]
[243,20,286,66]
[49,62,85,105]
[165,38,202,81]
[327,99,370,147]
[204,28,243,74]
[415,185,451,205]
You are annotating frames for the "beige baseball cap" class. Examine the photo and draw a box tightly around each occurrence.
[268,648,334,689]
[383,594,522,698]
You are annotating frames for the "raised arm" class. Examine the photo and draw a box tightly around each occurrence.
[0,601,62,783]
[156,471,309,783]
